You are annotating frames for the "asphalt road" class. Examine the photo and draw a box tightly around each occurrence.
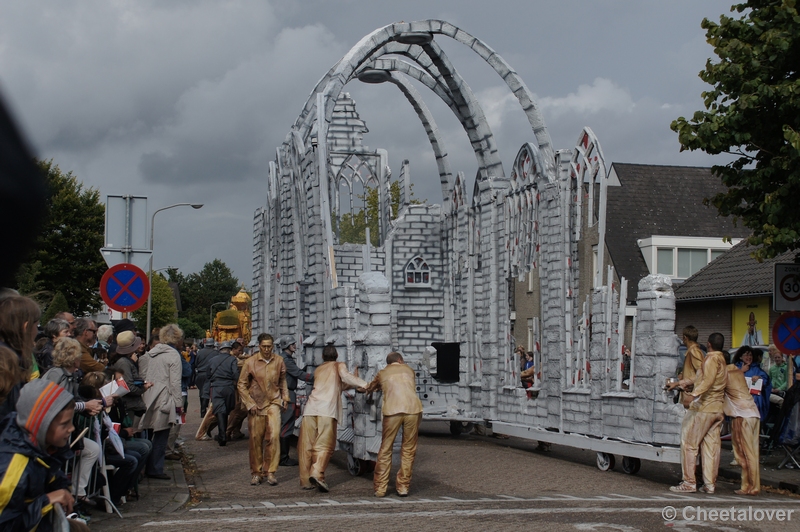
[89,390,800,531]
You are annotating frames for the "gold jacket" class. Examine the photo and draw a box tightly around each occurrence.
[237,351,289,413]
[365,362,423,416]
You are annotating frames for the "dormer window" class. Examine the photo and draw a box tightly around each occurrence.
[405,256,431,287]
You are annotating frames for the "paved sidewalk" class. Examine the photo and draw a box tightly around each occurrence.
[718,446,800,494]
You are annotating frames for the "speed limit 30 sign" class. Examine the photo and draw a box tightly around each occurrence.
[775,264,800,311]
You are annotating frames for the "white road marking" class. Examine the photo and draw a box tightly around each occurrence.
[189,494,796,512]
[146,506,667,526]
[574,523,642,532]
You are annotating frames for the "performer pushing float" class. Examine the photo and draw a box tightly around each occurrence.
[298,345,367,492]
[667,332,728,494]
[365,352,423,497]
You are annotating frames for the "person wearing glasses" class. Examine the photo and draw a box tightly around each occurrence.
[75,318,107,373]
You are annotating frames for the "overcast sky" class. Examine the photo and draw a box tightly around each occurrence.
[0,0,738,287]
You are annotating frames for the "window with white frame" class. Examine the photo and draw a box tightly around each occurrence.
[405,256,431,287]
[638,236,742,280]
[657,248,674,275]
[677,248,708,278]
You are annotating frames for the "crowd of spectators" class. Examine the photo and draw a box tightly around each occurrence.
[0,290,192,530]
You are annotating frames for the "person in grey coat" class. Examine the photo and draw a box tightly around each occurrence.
[138,324,184,479]
[209,341,240,446]
[194,338,219,418]
[277,335,313,466]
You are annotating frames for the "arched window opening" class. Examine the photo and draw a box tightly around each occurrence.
[405,256,431,287]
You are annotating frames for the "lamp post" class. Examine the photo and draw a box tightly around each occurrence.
[146,203,203,343]
[209,301,227,337]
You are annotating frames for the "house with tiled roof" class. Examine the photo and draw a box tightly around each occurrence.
[674,240,797,349]
[513,163,750,348]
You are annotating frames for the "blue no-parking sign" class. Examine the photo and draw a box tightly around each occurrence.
[100,263,150,313]
[772,311,800,355]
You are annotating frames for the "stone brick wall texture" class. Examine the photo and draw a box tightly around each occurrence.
[254,90,684,464]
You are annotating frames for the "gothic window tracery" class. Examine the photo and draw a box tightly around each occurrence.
[405,256,432,287]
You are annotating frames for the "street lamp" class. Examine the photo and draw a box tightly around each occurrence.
[146,203,203,343]
[209,301,227,336]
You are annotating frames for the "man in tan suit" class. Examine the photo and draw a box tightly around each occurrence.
[668,332,728,494]
[365,352,423,497]
[724,361,761,495]
[237,333,289,486]
[298,345,366,492]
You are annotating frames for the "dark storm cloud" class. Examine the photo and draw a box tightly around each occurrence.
[0,0,738,284]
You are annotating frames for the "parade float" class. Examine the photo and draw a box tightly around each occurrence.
[252,20,684,475]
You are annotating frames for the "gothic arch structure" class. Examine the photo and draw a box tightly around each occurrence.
[252,21,684,470]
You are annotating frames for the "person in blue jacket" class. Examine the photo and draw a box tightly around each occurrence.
[0,379,78,531]
[732,346,772,422]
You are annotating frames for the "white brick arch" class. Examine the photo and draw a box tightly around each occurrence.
[287,20,556,187]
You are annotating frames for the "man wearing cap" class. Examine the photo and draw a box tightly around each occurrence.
[194,338,219,418]
[226,341,249,441]
[194,342,230,442]
[209,341,240,446]
[277,335,313,466]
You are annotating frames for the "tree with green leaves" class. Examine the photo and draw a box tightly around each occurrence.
[671,0,800,260]
[42,292,70,323]
[169,260,239,332]
[132,273,176,329]
[177,318,205,341]
[336,180,418,246]
[16,161,106,314]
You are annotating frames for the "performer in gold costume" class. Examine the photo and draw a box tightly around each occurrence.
[667,332,728,494]
[365,352,423,497]
[679,326,704,408]
[298,345,366,492]
[724,362,761,495]
[237,333,288,486]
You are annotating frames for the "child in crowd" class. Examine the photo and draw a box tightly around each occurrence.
[0,379,88,531]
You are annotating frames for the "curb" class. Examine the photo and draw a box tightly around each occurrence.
[718,466,800,494]
[160,460,190,512]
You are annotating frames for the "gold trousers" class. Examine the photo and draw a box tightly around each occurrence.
[373,412,422,496]
[227,401,248,439]
[731,417,760,494]
[298,415,337,488]
[681,411,724,487]
[679,409,696,477]
[195,406,217,440]
[248,405,281,475]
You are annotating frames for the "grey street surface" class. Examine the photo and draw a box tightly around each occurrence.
[89,390,800,531]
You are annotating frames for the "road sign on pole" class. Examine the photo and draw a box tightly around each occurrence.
[772,311,800,355]
[102,195,151,268]
[100,263,151,313]
[774,263,800,312]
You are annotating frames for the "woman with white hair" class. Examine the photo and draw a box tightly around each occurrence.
[138,323,184,479]
[97,324,113,350]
